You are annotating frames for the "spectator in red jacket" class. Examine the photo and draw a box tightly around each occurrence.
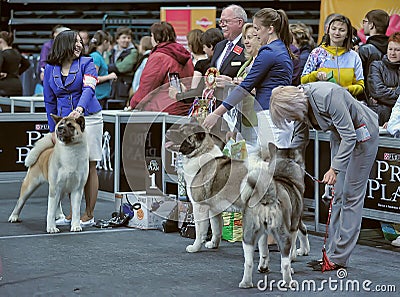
[128,22,194,115]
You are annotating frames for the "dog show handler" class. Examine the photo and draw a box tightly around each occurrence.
[269,82,379,270]
[43,30,103,227]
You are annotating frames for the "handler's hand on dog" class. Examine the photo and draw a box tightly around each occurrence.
[203,112,219,130]
[323,168,337,185]
[68,109,82,118]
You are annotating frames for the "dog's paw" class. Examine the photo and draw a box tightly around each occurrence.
[8,214,21,223]
[296,247,309,256]
[288,280,297,289]
[47,226,60,233]
[70,224,82,232]
[239,281,254,288]
[258,266,270,273]
[205,241,219,249]
[282,275,294,287]
[186,244,201,253]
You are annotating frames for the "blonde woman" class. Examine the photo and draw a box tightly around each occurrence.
[217,23,261,149]
[270,82,378,270]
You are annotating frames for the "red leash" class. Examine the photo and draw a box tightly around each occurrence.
[321,187,335,272]
[303,168,336,271]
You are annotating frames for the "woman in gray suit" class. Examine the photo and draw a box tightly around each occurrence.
[269,81,379,270]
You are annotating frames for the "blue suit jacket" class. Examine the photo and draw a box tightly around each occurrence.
[43,56,102,132]
[223,39,293,111]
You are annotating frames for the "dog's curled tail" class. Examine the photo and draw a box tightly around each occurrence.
[24,133,54,167]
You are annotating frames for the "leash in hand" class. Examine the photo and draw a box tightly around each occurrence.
[303,168,336,271]
[303,168,324,184]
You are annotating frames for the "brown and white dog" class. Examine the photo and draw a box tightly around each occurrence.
[165,121,253,252]
[165,121,310,288]
[8,115,89,233]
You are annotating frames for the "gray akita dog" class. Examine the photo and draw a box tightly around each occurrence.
[165,121,309,288]
[239,142,310,288]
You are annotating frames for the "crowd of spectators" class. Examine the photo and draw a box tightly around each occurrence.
[1,7,397,118]
[1,7,398,130]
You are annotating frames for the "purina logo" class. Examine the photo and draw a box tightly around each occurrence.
[196,17,212,28]
[147,160,160,172]
[383,152,400,161]
[35,123,49,131]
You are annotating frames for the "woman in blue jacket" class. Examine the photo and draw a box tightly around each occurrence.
[43,30,103,227]
[203,8,294,148]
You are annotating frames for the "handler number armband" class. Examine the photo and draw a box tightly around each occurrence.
[355,124,371,142]
[83,74,98,90]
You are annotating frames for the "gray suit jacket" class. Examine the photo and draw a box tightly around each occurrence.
[291,82,379,172]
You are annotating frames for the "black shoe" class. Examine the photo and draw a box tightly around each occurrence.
[94,219,111,228]
[307,259,322,267]
[109,214,130,227]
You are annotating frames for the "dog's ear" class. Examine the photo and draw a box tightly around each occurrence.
[191,123,206,141]
[196,131,206,141]
[293,146,305,165]
[50,114,63,124]
[75,116,86,132]
[268,142,277,157]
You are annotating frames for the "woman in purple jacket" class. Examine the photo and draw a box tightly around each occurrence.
[43,30,103,227]
[203,8,294,148]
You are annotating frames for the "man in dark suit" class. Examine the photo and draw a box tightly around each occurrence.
[211,5,248,89]
[208,5,248,144]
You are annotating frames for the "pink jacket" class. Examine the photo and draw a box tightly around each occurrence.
[130,42,194,115]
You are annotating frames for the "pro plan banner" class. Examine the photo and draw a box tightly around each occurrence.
[317,142,400,224]
[0,120,49,172]
[364,147,400,214]
[160,7,216,47]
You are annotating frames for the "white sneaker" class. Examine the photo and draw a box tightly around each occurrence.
[80,217,95,227]
[391,237,400,247]
[55,217,71,226]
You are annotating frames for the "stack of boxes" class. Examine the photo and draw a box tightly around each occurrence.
[115,191,177,230]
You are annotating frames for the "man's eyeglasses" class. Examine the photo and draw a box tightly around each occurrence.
[218,17,241,26]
